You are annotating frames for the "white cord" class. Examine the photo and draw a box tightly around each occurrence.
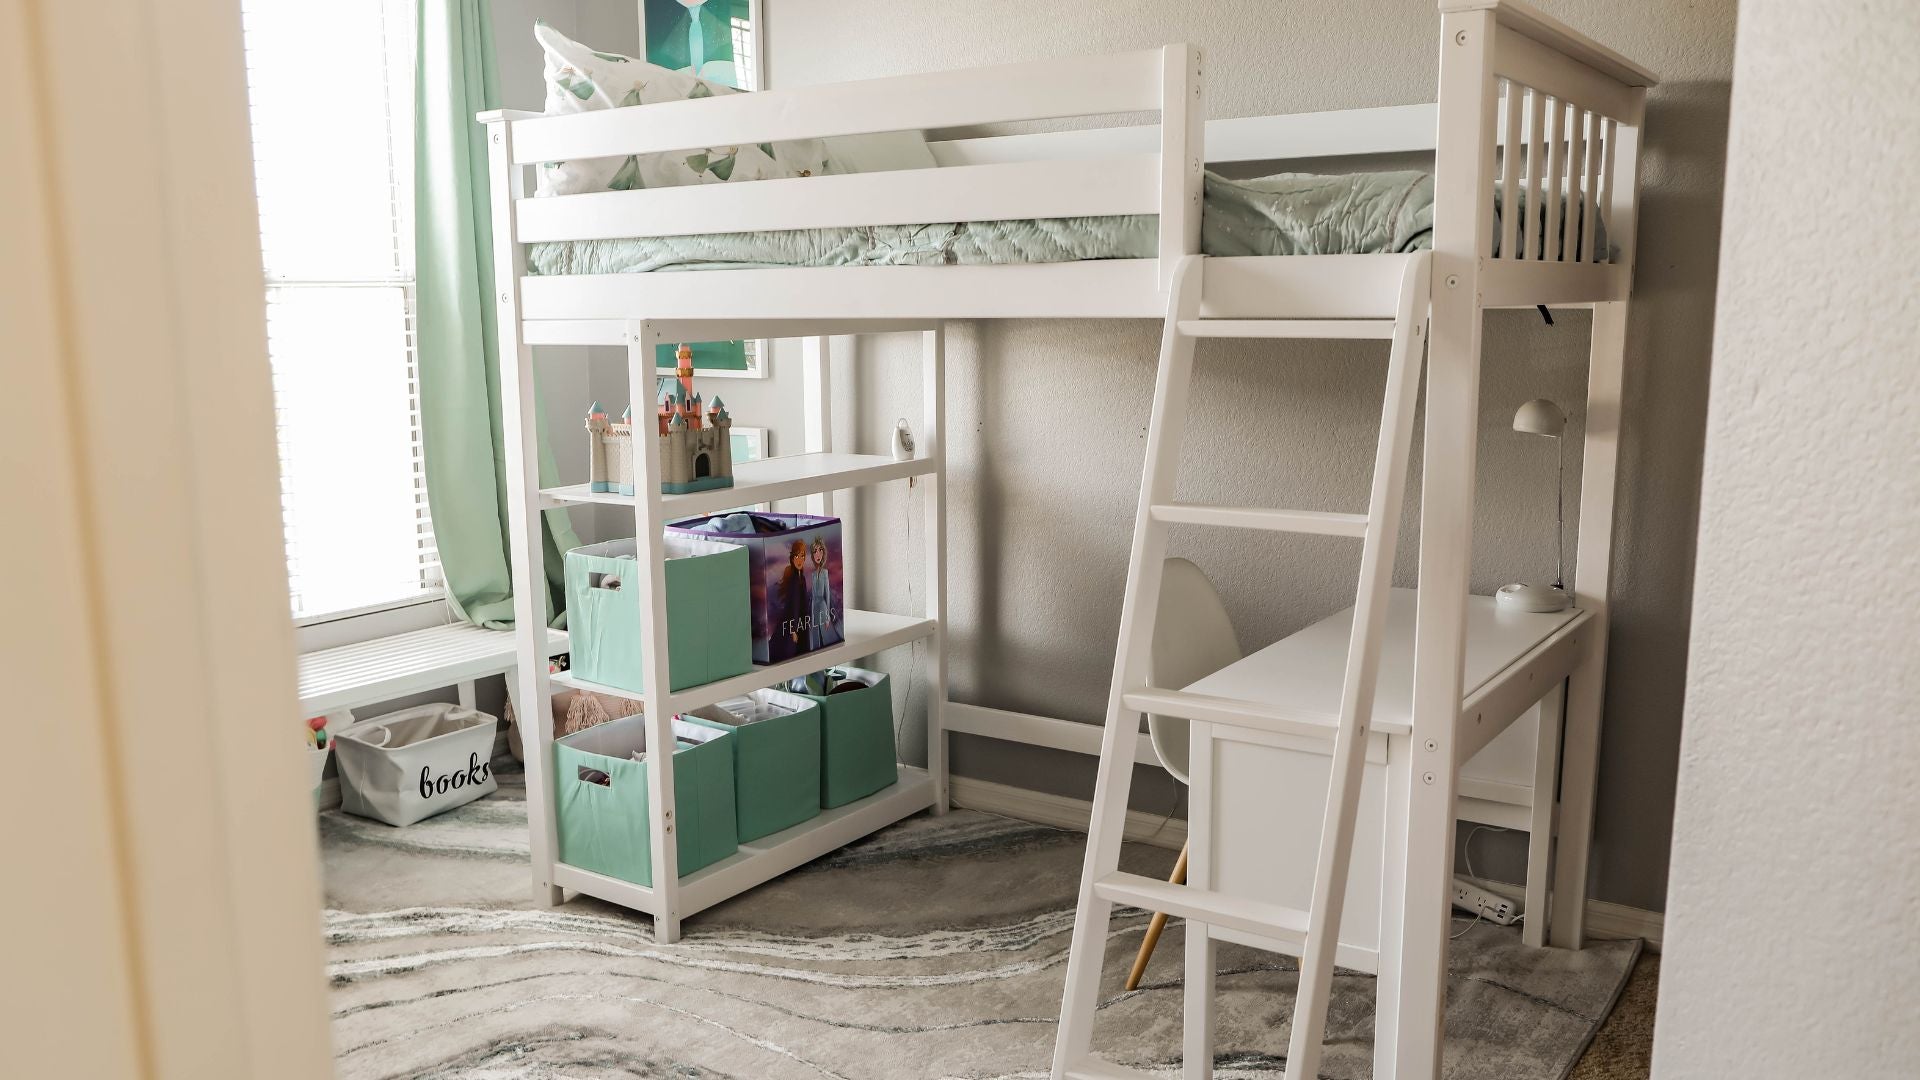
[1451,825,1508,940]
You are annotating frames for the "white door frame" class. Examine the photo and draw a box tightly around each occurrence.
[1,2,335,1077]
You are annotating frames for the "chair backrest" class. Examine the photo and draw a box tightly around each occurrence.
[1148,557,1244,786]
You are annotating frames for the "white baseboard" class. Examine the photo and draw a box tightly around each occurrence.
[1464,874,1663,950]
[949,774,1663,950]
[949,775,1187,851]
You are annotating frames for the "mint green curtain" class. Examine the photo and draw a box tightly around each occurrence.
[416,0,581,629]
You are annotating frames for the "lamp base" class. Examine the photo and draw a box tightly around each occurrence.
[1496,582,1572,613]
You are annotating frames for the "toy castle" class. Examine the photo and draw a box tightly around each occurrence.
[587,343,734,496]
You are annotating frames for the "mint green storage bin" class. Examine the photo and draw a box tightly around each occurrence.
[684,689,823,842]
[553,714,737,886]
[794,667,899,808]
[564,536,752,694]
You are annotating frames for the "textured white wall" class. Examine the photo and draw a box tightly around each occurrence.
[757,0,1735,911]
[1652,1,1920,1074]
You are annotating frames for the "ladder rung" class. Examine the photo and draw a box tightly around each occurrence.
[1095,871,1310,946]
[1063,1055,1161,1080]
[1150,502,1368,536]
[1123,688,1339,741]
[1177,318,1397,339]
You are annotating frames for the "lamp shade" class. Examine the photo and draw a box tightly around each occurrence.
[1512,398,1566,438]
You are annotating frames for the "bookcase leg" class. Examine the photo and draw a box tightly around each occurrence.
[922,325,949,815]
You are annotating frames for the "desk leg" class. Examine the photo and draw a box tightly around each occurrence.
[1183,721,1216,1079]
[1523,686,1565,948]
[1374,736,1411,1077]
[1550,639,1606,948]
[1183,927,1215,1079]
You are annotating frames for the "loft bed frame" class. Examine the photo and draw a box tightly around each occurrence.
[480,2,1653,1076]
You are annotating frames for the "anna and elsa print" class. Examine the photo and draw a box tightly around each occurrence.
[772,537,841,661]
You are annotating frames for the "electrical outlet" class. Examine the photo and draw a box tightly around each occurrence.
[1452,876,1523,925]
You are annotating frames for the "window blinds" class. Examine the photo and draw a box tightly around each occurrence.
[242,0,441,620]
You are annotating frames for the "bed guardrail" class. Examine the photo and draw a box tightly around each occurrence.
[1441,0,1656,307]
[482,45,1203,290]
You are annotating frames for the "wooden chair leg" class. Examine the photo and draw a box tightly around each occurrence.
[1124,841,1189,991]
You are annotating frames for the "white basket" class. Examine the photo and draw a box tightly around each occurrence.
[334,704,499,826]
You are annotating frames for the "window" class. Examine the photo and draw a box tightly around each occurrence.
[241,0,440,621]
[729,14,756,91]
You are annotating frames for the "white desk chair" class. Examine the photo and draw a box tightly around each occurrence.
[1124,557,1244,990]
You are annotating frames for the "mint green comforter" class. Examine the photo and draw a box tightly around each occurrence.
[525,169,1598,274]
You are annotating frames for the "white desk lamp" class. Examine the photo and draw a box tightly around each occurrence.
[1497,398,1573,613]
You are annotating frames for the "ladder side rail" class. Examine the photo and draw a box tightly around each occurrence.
[1549,86,1645,946]
[1396,9,1501,1078]
[483,118,564,908]
[1050,255,1206,1078]
[626,321,685,944]
[1283,254,1431,1079]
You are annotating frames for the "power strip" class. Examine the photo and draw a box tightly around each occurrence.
[1452,876,1523,925]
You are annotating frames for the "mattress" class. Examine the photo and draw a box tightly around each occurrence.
[524,169,1601,275]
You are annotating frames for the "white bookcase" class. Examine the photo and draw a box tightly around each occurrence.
[495,319,950,944]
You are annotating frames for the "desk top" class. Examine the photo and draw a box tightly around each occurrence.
[1183,588,1582,736]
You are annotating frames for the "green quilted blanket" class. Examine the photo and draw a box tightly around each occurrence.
[525,169,1599,274]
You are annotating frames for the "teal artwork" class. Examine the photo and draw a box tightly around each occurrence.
[729,429,763,464]
[644,0,754,89]
[656,339,749,372]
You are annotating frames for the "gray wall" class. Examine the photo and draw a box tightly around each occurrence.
[1653,1,1920,1073]
[755,0,1736,913]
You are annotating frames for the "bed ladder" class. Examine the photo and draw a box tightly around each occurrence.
[1050,251,1431,1080]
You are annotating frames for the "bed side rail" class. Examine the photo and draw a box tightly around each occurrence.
[480,46,1203,288]
[1437,0,1654,303]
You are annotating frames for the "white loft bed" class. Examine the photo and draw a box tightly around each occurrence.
[480,2,1652,1076]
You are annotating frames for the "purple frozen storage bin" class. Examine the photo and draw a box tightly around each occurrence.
[665,512,845,664]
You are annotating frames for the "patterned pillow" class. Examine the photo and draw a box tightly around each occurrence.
[533,22,833,196]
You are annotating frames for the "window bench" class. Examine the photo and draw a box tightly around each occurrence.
[297,622,565,728]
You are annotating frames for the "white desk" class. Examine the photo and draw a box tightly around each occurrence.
[1184,589,1588,961]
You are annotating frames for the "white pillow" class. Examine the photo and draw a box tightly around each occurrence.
[532,23,834,196]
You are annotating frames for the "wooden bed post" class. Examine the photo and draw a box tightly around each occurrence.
[923,325,951,814]
[483,114,565,910]
[1549,88,1645,948]
[1158,44,1203,292]
[1392,8,1497,1078]
[625,319,685,944]
[801,335,834,519]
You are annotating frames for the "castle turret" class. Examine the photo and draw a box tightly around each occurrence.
[675,342,695,405]
[712,398,732,477]
[586,400,611,492]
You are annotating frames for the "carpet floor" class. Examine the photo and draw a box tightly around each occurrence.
[321,764,1642,1079]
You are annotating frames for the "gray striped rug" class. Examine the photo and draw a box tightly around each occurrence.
[322,764,1638,1079]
